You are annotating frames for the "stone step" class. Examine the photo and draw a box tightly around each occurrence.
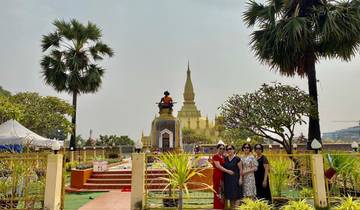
[87,178,132,184]
[91,174,132,179]
[83,183,130,189]
[82,183,168,190]
[87,178,167,184]
[93,170,132,175]
[90,173,168,179]
[146,170,167,174]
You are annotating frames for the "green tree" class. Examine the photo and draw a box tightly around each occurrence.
[40,19,114,149]
[243,0,360,147]
[0,92,72,139]
[0,95,24,124]
[0,86,11,96]
[182,128,212,144]
[220,83,315,154]
[97,135,134,146]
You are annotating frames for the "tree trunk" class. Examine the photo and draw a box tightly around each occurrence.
[305,53,322,149]
[70,91,77,149]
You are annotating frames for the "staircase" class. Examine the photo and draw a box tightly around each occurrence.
[80,169,169,191]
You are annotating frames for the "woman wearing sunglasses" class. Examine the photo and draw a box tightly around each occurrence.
[254,144,272,203]
[240,143,258,198]
[212,143,234,209]
[223,144,243,209]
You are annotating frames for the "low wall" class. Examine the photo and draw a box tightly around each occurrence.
[188,168,213,190]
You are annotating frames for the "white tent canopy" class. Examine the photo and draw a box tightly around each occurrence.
[0,119,61,147]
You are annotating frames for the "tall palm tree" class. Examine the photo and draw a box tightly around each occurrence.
[243,0,360,147]
[41,19,114,149]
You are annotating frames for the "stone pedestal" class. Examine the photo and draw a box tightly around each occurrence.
[151,108,182,152]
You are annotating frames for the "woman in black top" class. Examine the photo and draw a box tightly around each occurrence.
[223,144,243,209]
[254,144,272,203]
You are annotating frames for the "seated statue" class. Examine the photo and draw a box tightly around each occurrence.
[158,91,173,111]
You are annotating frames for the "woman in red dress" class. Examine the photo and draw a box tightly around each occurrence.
[212,143,234,209]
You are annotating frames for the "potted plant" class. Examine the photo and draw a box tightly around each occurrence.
[157,152,213,210]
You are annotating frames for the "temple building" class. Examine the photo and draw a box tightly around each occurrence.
[141,63,219,151]
[177,63,218,139]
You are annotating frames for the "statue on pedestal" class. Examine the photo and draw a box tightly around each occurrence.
[158,91,173,112]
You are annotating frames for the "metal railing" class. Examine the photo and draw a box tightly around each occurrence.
[0,153,48,210]
[266,154,314,204]
[143,153,315,209]
[63,146,134,164]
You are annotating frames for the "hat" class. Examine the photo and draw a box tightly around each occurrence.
[217,139,225,146]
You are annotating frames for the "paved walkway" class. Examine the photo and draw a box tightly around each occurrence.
[78,191,130,210]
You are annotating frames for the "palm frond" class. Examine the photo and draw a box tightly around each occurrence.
[89,42,114,61]
[41,32,61,52]
[86,21,102,41]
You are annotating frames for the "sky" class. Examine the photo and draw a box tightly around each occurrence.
[1,0,360,142]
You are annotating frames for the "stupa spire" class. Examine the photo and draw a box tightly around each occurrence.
[184,61,195,103]
[177,61,201,118]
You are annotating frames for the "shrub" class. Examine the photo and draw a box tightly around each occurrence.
[108,153,119,159]
[299,188,313,199]
[76,163,93,170]
[333,196,360,210]
[270,157,292,197]
[280,200,314,210]
[65,161,78,171]
[238,198,272,210]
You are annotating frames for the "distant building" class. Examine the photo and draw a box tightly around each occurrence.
[323,126,360,141]
[141,63,219,150]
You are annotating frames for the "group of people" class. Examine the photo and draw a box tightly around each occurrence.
[212,143,272,209]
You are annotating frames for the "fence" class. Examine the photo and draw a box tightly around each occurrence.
[323,153,360,206]
[140,152,360,209]
[266,154,314,206]
[0,153,48,210]
[143,153,214,209]
[63,145,134,164]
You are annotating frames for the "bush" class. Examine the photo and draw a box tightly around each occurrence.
[280,200,314,210]
[270,157,292,197]
[65,161,79,171]
[76,163,93,170]
[108,153,119,159]
[299,188,313,198]
[334,196,360,210]
[238,198,272,210]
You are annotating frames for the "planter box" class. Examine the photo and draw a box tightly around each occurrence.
[93,161,108,172]
[71,168,93,189]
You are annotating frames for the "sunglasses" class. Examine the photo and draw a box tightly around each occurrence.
[255,147,262,150]
[243,147,250,149]
[219,147,225,150]
[226,148,234,151]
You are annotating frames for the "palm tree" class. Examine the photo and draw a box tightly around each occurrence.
[243,0,360,147]
[41,19,114,149]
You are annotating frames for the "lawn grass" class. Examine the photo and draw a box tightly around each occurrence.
[64,192,105,210]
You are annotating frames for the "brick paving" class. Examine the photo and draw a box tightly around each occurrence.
[78,191,130,210]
